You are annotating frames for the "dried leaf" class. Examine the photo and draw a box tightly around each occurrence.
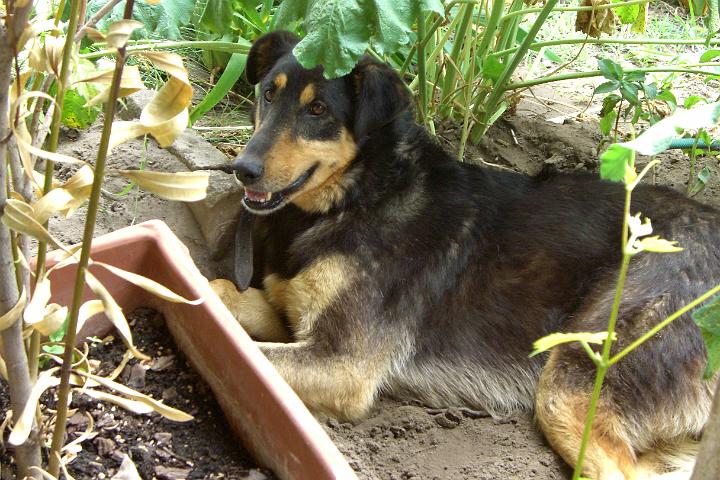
[77,299,105,335]
[32,304,68,336]
[62,411,94,452]
[106,19,144,49]
[116,170,209,202]
[74,370,193,421]
[1,199,64,248]
[575,0,617,38]
[83,66,146,107]
[108,121,148,151]
[85,272,149,361]
[29,35,65,76]
[634,236,683,253]
[0,288,27,332]
[24,277,52,324]
[112,453,142,480]
[95,262,203,304]
[81,389,153,414]
[9,368,60,445]
[110,50,192,149]
[0,355,7,381]
[32,188,75,223]
[85,27,107,42]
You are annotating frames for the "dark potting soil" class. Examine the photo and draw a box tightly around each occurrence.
[1,308,275,480]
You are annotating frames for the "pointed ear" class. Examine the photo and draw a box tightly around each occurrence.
[246,31,300,85]
[349,57,413,141]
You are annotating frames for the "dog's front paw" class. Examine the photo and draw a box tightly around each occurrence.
[210,279,290,342]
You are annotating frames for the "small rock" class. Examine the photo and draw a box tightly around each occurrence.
[434,413,460,429]
[325,417,340,430]
[426,408,444,415]
[389,426,406,438]
[67,412,88,427]
[162,387,178,402]
[459,407,491,419]
[94,437,117,457]
[154,432,172,445]
[241,471,271,480]
[151,355,176,372]
[155,466,192,480]
[366,440,381,453]
[126,363,146,389]
[445,407,463,424]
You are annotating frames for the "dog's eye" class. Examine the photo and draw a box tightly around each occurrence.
[309,101,327,116]
[263,89,274,103]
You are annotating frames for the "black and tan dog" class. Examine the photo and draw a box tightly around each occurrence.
[210,31,720,479]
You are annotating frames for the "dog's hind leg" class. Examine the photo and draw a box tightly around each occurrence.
[536,257,716,480]
[210,279,291,342]
[537,354,639,480]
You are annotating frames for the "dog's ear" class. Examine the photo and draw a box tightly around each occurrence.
[349,57,413,141]
[246,31,300,85]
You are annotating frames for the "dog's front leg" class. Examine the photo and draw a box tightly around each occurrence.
[256,341,384,421]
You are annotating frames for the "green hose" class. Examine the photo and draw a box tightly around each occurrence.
[668,138,720,150]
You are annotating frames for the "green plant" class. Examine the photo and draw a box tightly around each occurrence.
[532,102,720,479]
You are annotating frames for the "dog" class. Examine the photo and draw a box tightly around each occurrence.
[210,31,720,479]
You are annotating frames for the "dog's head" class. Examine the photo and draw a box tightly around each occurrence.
[233,31,412,214]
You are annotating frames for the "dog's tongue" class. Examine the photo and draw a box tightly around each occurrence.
[245,189,272,202]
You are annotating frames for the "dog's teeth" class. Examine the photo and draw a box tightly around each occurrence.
[266,192,273,201]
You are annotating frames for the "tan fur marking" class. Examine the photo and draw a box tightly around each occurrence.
[255,127,357,213]
[258,341,381,420]
[265,255,353,340]
[537,353,638,480]
[299,83,315,105]
[210,279,290,342]
[273,72,287,90]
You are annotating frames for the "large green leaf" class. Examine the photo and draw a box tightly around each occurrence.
[87,0,195,40]
[692,295,720,379]
[276,0,443,78]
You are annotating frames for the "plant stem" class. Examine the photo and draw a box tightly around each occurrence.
[500,0,650,23]
[476,0,560,136]
[688,134,700,194]
[438,3,474,118]
[80,40,250,60]
[572,184,633,479]
[506,65,720,90]
[47,1,135,475]
[0,1,42,476]
[75,0,123,42]
[416,8,428,126]
[491,37,720,59]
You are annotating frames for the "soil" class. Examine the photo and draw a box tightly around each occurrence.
[3,88,720,479]
[1,309,274,480]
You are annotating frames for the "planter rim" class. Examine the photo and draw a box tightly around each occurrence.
[45,219,356,480]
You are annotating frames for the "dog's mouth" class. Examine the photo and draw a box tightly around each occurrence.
[241,164,318,213]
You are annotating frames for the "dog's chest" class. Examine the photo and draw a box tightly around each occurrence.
[263,254,354,339]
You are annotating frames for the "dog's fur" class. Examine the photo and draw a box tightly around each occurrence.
[211,31,720,479]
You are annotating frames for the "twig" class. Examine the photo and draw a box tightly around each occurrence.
[75,0,123,42]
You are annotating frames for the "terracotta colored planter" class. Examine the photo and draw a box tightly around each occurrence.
[45,220,356,480]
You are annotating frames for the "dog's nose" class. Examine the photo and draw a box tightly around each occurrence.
[232,155,264,184]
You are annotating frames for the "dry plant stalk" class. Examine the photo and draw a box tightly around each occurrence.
[0,0,209,477]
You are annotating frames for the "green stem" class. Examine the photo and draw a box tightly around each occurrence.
[500,0,650,23]
[47,1,135,475]
[476,0,560,134]
[80,40,250,60]
[506,65,720,90]
[491,37,720,59]
[688,134,700,194]
[438,3,474,118]
[572,185,633,479]
[610,283,720,367]
[32,0,84,385]
[416,9,429,126]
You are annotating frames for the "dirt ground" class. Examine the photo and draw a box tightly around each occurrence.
[5,93,717,479]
